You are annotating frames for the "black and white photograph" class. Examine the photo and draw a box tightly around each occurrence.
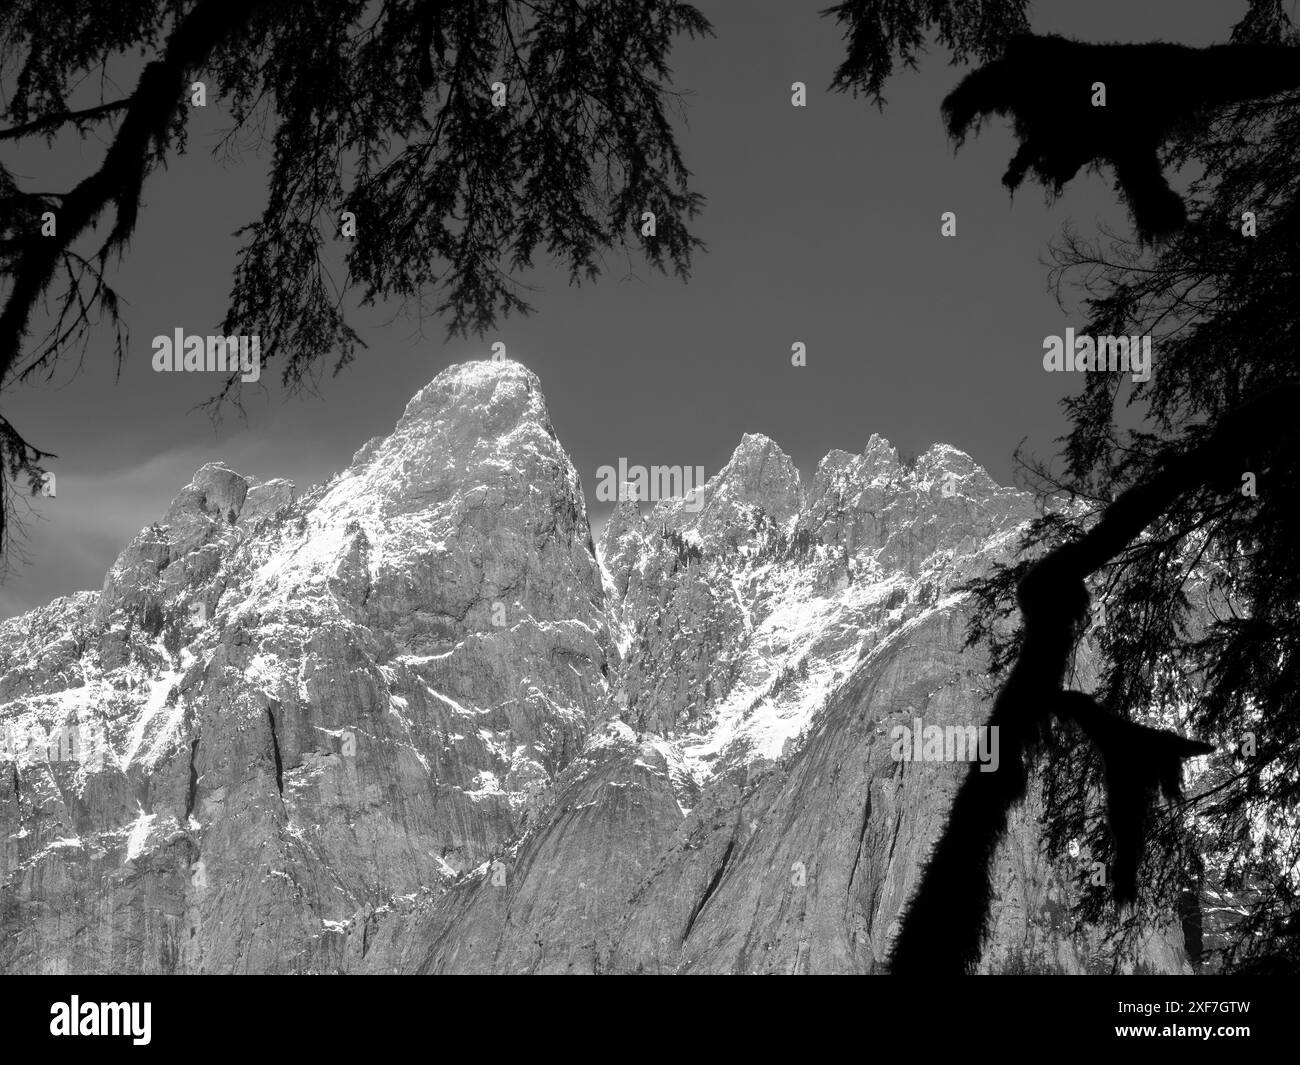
[0,0,1296,1043]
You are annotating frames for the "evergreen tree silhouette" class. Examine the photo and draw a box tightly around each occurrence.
[826,0,1300,973]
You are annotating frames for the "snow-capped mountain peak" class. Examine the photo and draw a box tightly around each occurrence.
[0,361,1186,975]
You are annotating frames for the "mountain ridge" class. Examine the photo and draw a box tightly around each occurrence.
[0,359,1188,973]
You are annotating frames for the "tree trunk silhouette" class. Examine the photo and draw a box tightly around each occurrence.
[888,383,1300,974]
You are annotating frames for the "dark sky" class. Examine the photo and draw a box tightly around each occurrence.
[0,1,1244,618]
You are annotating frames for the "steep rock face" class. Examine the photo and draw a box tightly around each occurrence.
[346,406,1185,973]
[0,361,1188,974]
[652,431,803,549]
[349,721,696,974]
[601,606,1183,974]
[0,361,610,973]
[599,497,649,604]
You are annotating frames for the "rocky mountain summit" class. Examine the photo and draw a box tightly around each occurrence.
[0,361,1189,973]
